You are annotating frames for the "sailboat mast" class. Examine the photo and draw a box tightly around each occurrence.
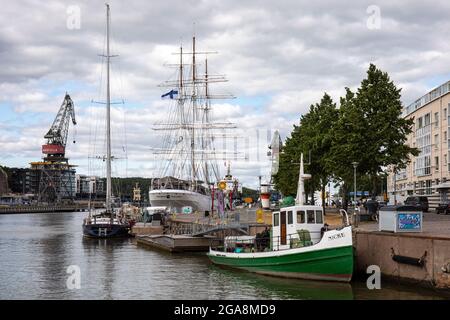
[191,36,196,189]
[105,3,112,216]
[179,46,183,92]
[203,57,210,184]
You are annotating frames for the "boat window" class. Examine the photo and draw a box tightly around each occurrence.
[273,213,279,226]
[287,211,293,224]
[315,210,323,224]
[297,210,305,223]
[307,210,315,223]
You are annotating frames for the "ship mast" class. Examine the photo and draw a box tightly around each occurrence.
[203,57,210,184]
[191,36,196,190]
[105,3,112,217]
[295,153,311,205]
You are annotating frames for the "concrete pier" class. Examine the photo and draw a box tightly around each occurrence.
[354,229,450,289]
[347,212,450,289]
[136,234,219,252]
[131,223,164,236]
[0,205,88,214]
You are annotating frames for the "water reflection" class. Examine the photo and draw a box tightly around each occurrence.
[0,212,449,300]
[206,264,353,300]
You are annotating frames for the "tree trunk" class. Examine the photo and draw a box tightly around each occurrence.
[372,174,377,199]
[321,179,326,209]
[342,183,348,212]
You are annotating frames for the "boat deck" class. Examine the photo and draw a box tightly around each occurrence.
[136,234,220,253]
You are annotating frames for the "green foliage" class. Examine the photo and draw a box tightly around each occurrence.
[275,64,418,205]
[241,187,258,201]
[110,177,152,201]
[327,64,418,195]
[274,93,338,199]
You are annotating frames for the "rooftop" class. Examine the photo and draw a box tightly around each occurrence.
[403,80,450,117]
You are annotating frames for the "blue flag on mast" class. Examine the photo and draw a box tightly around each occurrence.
[161,89,179,99]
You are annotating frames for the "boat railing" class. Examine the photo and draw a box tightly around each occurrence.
[211,231,325,253]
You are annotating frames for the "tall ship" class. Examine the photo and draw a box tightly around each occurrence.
[149,37,235,215]
[82,4,133,238]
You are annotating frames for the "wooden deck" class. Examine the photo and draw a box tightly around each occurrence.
[136,234,220,253]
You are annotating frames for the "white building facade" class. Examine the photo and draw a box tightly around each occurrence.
[388,80,450,208]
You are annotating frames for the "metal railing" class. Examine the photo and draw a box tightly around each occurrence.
[211,230,326,253]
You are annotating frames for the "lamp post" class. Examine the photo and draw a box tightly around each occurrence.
[352,162,359,226]
[393,166,397,205]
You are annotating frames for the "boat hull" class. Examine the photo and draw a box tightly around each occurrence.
[149,189,212,213]
[208,245,353,282]
[207,226,354,282]
[82,223,131,238]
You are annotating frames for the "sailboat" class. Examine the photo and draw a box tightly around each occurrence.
[149,37,235,215]
[207,154,354,282]
[82,4,132,238]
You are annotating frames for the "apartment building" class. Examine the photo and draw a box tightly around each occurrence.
[388,80,450,208]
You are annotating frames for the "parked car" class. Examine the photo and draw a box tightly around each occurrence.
[436,202,450,215]
[404,196,429,212]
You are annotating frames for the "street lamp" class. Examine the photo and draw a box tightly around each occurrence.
[352,162,359,226]
[352,162,358,203]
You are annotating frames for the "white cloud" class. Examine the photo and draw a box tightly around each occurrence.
[1,0,450,186]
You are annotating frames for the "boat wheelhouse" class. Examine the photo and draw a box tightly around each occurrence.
[207,153,354,282]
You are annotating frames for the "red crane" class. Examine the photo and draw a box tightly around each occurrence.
[42,93,76,160]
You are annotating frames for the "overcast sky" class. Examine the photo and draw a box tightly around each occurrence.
[1,0,450,188]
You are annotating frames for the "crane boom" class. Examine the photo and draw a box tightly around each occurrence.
[42,93,76,157]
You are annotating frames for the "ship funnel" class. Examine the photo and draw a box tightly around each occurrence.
[295,153,311,205]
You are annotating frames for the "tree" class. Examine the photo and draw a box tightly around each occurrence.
[327,64,419,209]
[326,88,363,209]
[354,64,419,194]
[274,93,338,207]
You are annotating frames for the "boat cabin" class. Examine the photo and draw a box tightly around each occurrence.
[272,205,325,251]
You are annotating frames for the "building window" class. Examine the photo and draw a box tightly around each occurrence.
[307,210,315,223]
[435,134,439,147]
[297,210,305,224]
[287,211,293,224]
[415,113,432,177]
[435,112,439,126]
[425,113,431,126]
[315,210,323,224]
[435,156,439,171]
[273,213,279,226]
[426,180,432,195]
[445,108,448,119]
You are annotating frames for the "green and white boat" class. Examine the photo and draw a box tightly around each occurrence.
[207,154,354,282]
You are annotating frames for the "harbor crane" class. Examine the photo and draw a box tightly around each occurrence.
[31,93,77,204]
[42,93,77,160]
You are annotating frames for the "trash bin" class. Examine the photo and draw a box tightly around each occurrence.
[379,205,422,233]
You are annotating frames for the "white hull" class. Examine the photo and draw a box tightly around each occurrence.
[149,189,213,214]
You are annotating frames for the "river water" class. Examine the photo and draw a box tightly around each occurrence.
[0,211,448,300]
